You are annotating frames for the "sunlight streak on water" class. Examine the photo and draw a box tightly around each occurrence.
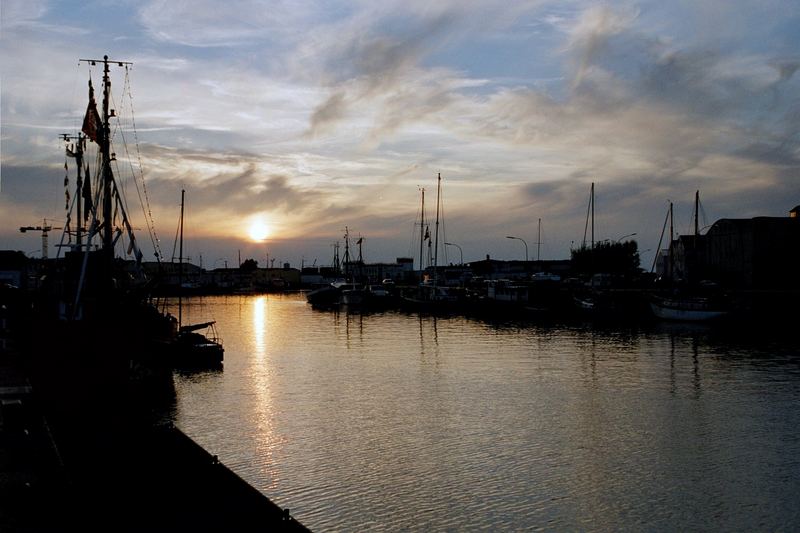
[171,294,800,532]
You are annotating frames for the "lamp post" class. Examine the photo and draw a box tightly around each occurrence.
[506,235,528,263]
[616,232,637,243]
[444,242,463,265]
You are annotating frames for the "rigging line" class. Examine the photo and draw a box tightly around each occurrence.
[56,192,80,260]
[651,205,670,274]
[699,200,709,233]
[109,154,140,264]
[110,156,131,226]
[124,66,163,261]
[109,78,146,262]
[111,102,144,244]
[582,187,591,248]
[171,199,180,263]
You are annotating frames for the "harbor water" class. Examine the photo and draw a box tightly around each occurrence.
[169,293,800,531]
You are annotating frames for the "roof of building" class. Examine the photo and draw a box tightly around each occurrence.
[706,216,800,239]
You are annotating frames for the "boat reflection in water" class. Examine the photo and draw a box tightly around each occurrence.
[173,293,800,532]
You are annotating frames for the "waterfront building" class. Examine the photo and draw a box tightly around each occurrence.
[669,205,800,289]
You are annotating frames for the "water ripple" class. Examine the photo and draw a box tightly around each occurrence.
[173,294,800,532]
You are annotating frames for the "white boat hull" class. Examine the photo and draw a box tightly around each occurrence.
[650,299,727,322]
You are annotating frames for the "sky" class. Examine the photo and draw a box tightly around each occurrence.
[1,0,799,270]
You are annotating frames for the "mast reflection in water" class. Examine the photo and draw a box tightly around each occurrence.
[169,294,800,532]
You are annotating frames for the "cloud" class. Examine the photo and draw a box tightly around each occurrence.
[302,2,542,143]
[304,14,453,139]
[0,0,49,28]
[3,0,800,267]
[137,0,322,47]
[566,4,639,90]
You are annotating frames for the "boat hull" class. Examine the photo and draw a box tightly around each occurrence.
[649,297,728,322]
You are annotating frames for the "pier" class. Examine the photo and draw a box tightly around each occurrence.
[0,286,310,532]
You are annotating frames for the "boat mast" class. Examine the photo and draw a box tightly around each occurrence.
[76,136,84,249]
[178,189,185,329]
[694,190,699,237]
[433,173,441,287]
[418,187,425,272]
[537,217,541,262]
[61,133,86,249]
[591,182,595,251]
[582,182,595,250]
[343,227,351,279]
[79,55,132,268]
[100,57,114,262]
[669,200,674,281]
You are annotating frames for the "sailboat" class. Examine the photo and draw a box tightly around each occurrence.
[649,191,729,322]
[572,182,604,314]
[170,189,224,368]
[401,173,459,311]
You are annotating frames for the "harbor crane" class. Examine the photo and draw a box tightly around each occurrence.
[19,220,62,259]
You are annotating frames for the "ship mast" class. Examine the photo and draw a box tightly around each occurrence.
[418,187,425,272]
[60,132,86,249]
[179,189,185,329]
[433,173,441,288]
[79,55,132,268]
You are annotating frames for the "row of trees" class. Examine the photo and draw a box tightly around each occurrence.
[570,240,640,276]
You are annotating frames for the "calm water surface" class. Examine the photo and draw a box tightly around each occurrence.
[170,294,800,532]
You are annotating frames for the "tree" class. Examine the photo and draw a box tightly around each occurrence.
[239,258,258,272]
[571,240,640,276]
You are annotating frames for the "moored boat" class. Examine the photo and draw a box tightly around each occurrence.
[171,321,224,369]
[170,189,224,369]
[649,295,728,322]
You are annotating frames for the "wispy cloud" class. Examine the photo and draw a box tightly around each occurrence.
[137,0,324,47]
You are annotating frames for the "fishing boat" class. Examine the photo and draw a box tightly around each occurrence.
[170,189,224,369]
[16,56,186,488]
[34,56,177,381]
[307,228,367,308]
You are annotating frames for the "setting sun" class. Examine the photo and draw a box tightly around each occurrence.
[247,218,271,242]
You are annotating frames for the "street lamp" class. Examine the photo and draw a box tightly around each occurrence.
[444,242,463,265]
[506,235,528,263]
[616,232,637,243]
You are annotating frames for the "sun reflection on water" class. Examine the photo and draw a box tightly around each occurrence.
[252,295,266,360]
[248,295,285,489]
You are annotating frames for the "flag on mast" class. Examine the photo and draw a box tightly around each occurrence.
[81,80,103,143]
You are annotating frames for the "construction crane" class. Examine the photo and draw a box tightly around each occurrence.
[19,219,62,259]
